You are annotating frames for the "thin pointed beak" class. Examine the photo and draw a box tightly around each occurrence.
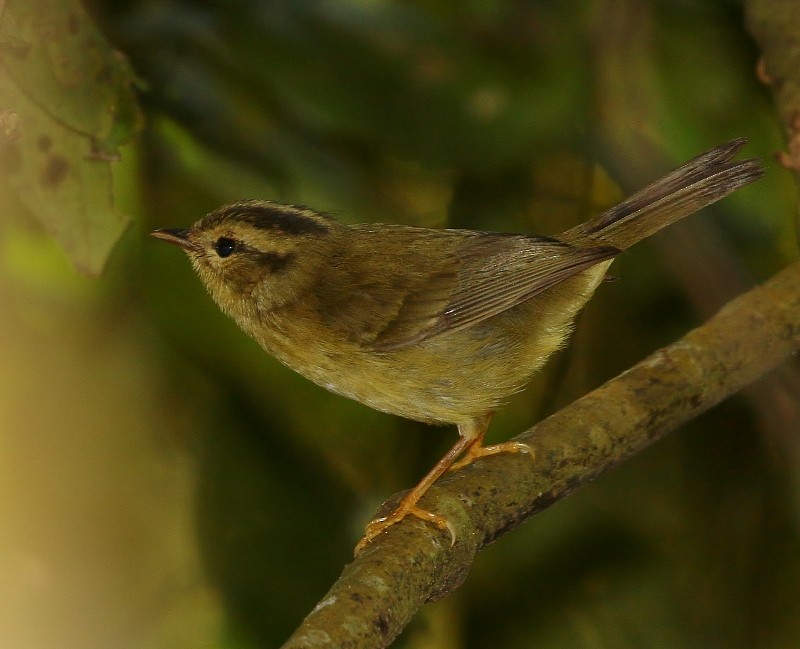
[150,228,194,251]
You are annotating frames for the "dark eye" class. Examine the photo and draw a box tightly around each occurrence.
[214,237,237,258]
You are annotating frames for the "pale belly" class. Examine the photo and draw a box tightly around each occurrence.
[245,267,609,426]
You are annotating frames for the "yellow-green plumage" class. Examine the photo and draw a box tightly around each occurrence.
[154,139,760,428]
[151,138,762,547]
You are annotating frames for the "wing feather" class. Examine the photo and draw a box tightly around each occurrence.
[370,233,618,351]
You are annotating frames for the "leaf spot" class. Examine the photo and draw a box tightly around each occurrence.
[41,155,69,188]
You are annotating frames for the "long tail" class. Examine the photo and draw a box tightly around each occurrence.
[563,138,763,250]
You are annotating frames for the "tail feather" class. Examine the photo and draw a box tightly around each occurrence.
[563,139,763,250]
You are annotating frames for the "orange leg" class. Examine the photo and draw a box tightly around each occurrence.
[447,422,533,473]
[355,413,534,554]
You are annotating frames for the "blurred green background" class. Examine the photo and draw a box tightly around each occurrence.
[1,0,798,647]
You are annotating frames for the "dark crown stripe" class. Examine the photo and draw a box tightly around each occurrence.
[218,201,331,235]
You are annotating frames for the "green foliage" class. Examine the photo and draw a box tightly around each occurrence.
[0,0,140,274]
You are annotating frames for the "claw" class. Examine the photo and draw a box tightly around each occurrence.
[448,440,535,473]
[354,505,456,555]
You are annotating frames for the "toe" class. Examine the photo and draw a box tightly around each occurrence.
[354,505,456,554]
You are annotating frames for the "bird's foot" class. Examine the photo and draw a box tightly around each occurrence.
[354,501,456,556]
[448,440,534,473]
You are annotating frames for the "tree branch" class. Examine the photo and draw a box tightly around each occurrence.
[281,259,800,649]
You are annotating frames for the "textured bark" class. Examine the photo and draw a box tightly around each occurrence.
[281,260,800,649]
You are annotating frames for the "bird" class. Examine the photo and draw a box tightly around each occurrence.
[151,138,762,551]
